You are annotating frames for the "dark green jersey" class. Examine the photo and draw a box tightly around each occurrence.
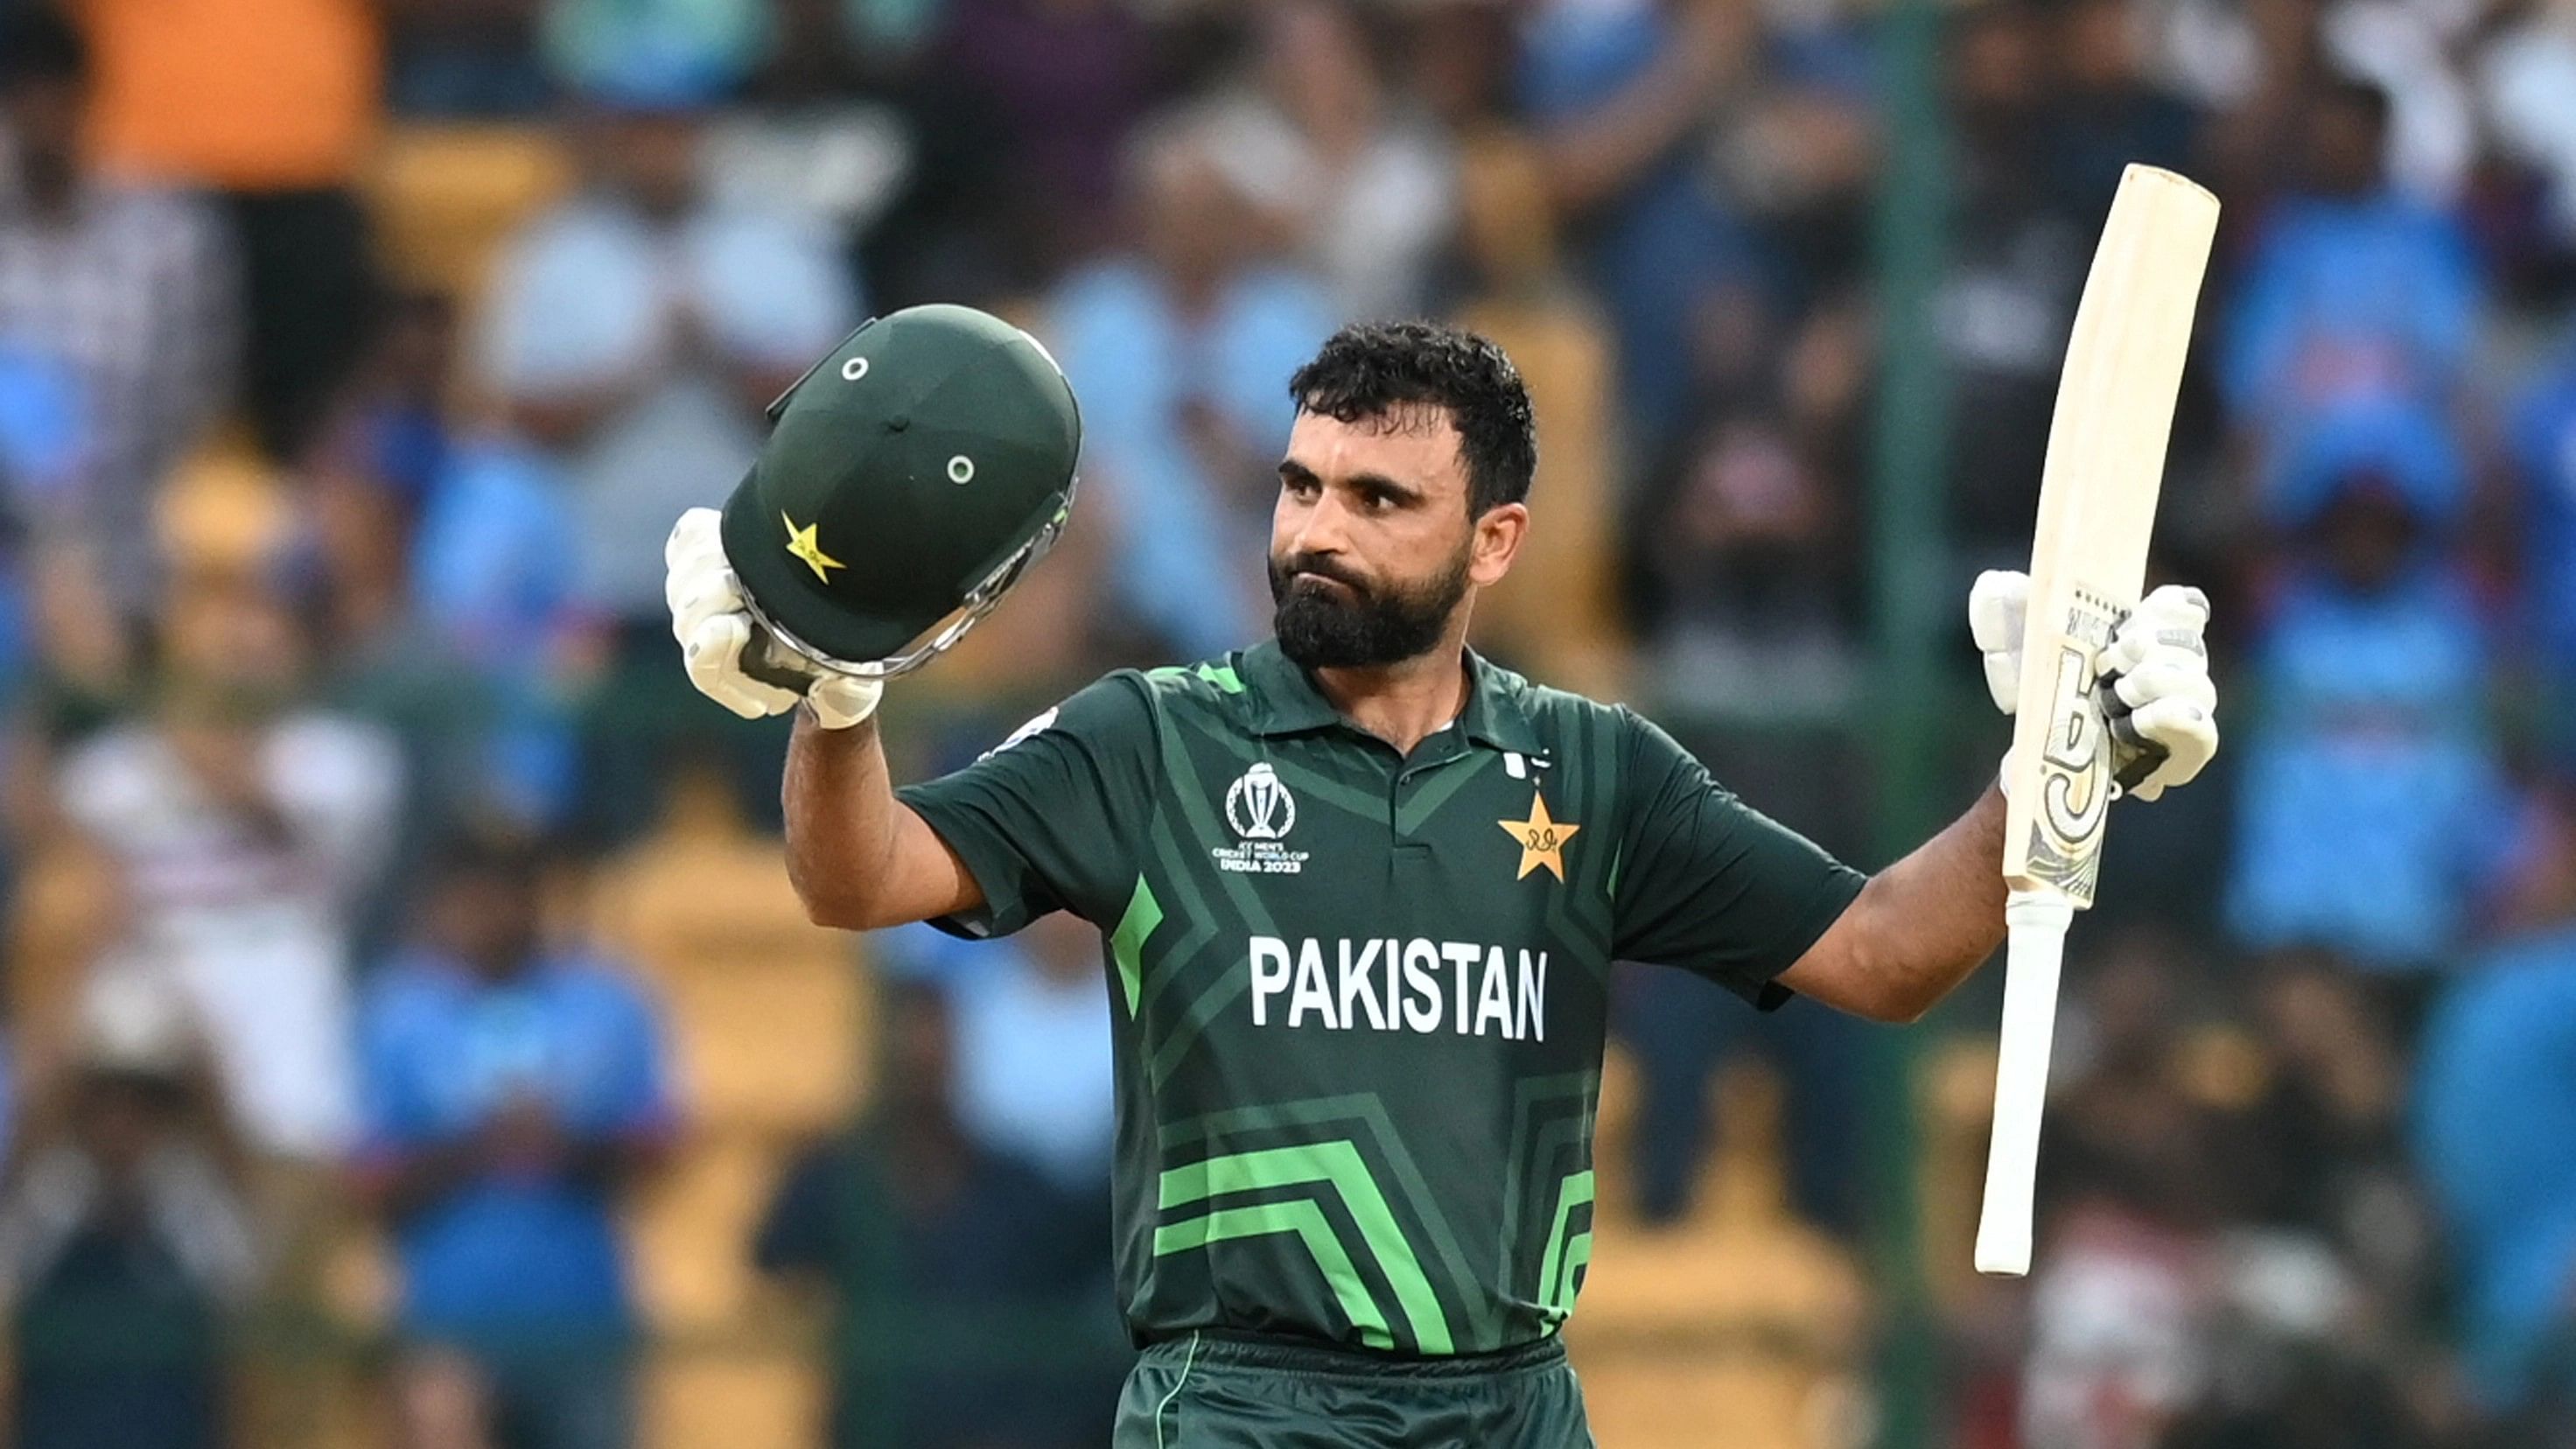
[898,640,1865,1357]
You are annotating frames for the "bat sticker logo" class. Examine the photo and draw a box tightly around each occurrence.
[2037,644,2111,850]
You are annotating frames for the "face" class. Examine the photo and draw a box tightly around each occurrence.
[2316,480,2417,592]
[431,869,542,976]
[2306,95,2385,197]
[593,110,704,220]
[1269,408,1525,670]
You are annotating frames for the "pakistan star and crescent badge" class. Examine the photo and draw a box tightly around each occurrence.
[1498,792,1578,882]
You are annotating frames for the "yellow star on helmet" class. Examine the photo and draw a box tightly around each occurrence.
[781,512,844,583]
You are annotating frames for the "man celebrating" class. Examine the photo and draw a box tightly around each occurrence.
[664,317,2220,1446]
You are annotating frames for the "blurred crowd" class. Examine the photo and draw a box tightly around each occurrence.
[4,0,2576,1445]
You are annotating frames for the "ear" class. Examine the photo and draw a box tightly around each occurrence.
[1467,502,1529,589]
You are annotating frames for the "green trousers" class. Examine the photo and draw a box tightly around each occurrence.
[1114,1333,1596,1449]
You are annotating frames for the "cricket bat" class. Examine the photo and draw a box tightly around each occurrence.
[1974,164,2219,1278]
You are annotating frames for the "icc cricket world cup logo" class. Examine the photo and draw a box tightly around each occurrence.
[1226,763,1298,841]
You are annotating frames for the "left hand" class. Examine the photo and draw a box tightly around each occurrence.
[1969,570,2220,802]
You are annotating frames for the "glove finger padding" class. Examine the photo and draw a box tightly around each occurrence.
[2110,657,2217,715]
[2102,585,2211,675]
[1970,570,2031,714]
[2119,693,2219,800]
[807,674,886,732]
[683,613,802,720]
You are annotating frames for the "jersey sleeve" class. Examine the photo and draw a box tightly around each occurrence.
[1610,708,1867,1009]
[897,672,1157,938]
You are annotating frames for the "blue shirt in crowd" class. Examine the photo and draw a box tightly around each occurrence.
[2226,565,2511,970]
[355,948,676,1343]
[2509,343,2576,680]
[2222,192,2482,425]
[2415,924,2576,1410]
[1043,260,1333,660]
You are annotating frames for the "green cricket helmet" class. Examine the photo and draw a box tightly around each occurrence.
[720,303,1082,678]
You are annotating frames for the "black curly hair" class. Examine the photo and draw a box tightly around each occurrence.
[1286,320,1537,518]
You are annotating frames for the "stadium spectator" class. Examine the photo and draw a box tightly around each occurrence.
[2415,782,2576,1438]
[1191,0,1458,321]
[1938,0,2098,565]
[2046,0,2203,215]
[1512,0,1756,460]
[934,908,1116,1194]
[2021,940,2228,1449]
[2220,77,2482,433]
[385,0,551,117]
[352,829,676,1449]
[0,968,262,1449]
[0,7,237,612]
[755,977,1122,1449]
[2508,328,2576,767]
[875,0,1162,299]
[540,0,766,109]
[2225,410,2509,988]
[76,0,381,460]
[54,569,402,1164]
[474,74,857,843]
[1042,118,1334,662]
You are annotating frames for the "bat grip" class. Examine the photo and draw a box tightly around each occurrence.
[1975,888,2076,1278]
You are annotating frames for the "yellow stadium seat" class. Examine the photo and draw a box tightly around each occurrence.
[1578,1044,1868,1449]
[586,780,873,1134]
[632,1134,792,1332]
[644,1352,825,1449]
[367,124,574,304]
[652,953,865,1135]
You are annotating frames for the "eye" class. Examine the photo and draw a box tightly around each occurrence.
[1284,474,1320,500]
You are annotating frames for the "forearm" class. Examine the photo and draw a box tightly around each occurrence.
[783,710,903,928]
[1785,784,2009,1022]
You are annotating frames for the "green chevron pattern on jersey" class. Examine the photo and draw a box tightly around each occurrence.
[896,640,1866,1355]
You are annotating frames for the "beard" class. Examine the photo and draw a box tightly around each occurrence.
[1268,545,1471,670]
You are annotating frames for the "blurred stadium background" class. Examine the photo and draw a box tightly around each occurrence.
[2,0,2575,1446]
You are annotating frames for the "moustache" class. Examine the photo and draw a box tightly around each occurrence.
[1275,554,1370,594]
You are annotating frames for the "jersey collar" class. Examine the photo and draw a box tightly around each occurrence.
[1242,639,1543,755]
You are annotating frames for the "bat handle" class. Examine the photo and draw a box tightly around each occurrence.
[1974,888,2076,1278]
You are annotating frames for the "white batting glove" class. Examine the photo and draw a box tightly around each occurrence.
[1969,571,2219,802]
[2096,584,2217,801]
[1969,570,2031,715]
[664,508,882,729]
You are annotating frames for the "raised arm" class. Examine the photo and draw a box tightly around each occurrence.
[782,711,983,931]
[1782,574,2222,1023]
[1776,786,2007,1023]
[664,507,984,933]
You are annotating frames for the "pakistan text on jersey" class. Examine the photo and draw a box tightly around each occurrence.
[1247,936,1548,1042]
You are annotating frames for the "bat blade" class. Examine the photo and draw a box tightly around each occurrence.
[1979,164,2219,1278]
[2000,164,2217,900]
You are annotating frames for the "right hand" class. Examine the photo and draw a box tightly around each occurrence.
[664,508,881,729]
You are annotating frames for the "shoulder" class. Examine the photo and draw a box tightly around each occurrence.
[1494,665,1655,760]
[1135,655,1256,709]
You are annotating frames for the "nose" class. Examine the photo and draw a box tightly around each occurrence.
[1284,486,1353,560]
